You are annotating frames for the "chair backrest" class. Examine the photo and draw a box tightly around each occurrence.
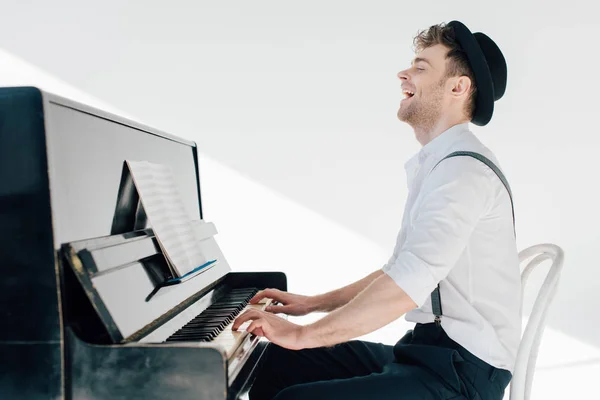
[510,244,565,400]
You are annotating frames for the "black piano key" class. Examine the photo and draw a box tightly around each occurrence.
[228,296,252,301]
[165,287,260,343]
[179,324,218,330]
[198,309,232,314]
[222,292,250,297]
[192,315,231,322]
[204,308,238,315]
[189,317,229,324]
[168,332,210,339]
[227,294,255,300]
[166,334,211,342]
[223,294,253,299]
[187,318,226,325]
[173,328,219,337]
[193,314,233,321]
[177,331,220,338]
[181,321,224,331]
[213,302,245,307]
[172,330,216,339]
[175,331,220,340]
[195,314,231,320]
[191,315,227,321]
[184,318,223,328]
[229,288,255,294]
[208,304,244,311]
[188,319,230,327]
[181,323,224,331]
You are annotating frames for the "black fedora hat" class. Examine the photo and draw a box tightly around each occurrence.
[447,21,507,126]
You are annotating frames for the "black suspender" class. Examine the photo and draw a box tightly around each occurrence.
[429,151,515,326]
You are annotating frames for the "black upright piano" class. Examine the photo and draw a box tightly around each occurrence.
[0,87,286,399]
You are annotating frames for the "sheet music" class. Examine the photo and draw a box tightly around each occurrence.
[125,160,207,277]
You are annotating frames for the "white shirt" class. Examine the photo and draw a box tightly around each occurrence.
[382,122,522,372]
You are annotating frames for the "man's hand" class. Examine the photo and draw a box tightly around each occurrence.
[232,309,309,350]
[249,288,316,316]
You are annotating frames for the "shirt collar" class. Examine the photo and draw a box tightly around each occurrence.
[418,122,470,163]
[404,122,470,179]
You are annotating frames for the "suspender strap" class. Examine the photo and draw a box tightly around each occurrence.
[429,151,515,326]
[441,151,516,232]
[431,283,443,326]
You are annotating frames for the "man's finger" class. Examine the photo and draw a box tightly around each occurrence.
[265,305,289,314]
[232,309,258,330]
[249,289,275,304]
[246,319,266,336]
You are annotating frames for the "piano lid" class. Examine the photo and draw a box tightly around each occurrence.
[36,89,232,340]
[42,92,203,250]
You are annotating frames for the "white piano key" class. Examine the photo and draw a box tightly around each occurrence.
[212,300,272,358]
[141,296,273,361]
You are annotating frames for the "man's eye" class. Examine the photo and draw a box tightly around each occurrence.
[416,68,425,71]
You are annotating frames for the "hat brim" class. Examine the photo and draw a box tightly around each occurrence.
[448,21,494,126]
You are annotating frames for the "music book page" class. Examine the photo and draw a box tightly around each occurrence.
[125,160,207,277]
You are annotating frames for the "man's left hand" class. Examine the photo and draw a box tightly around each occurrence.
[232,309,309,350]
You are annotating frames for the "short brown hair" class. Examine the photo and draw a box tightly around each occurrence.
[413,23,477,119]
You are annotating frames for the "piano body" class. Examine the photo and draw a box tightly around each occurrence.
[0,87,286,399]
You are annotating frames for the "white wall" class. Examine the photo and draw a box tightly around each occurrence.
[1,1,598,398]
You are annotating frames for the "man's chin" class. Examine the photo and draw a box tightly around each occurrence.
[396,110,410,123]
[397,112,417,130]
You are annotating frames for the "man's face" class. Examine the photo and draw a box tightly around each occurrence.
[396,44,450,129]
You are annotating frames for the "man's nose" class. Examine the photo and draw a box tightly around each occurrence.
[397,70,408,81]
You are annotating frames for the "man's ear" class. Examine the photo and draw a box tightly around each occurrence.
[451,76,472,98]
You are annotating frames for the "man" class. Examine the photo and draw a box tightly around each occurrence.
[233,21,521,400]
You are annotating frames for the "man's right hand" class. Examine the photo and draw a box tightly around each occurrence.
[249,288,317,316]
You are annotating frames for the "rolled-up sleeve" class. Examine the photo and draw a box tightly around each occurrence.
[382,157,495,306]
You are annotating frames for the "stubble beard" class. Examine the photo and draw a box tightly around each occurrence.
[397,79,445,132]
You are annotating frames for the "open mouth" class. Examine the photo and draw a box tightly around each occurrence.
[402,89,415,100]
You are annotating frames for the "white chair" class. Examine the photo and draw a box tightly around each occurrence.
[509,244,565,400]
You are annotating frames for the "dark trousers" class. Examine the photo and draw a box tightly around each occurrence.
[249,323,512,400]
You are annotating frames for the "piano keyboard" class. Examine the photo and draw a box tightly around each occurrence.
[166,288,257,342]
[141,288,273,363]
